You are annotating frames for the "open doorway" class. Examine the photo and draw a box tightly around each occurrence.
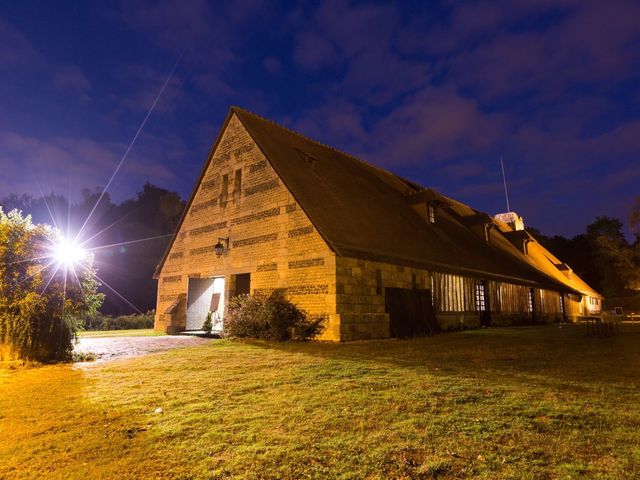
[186,276,225,331]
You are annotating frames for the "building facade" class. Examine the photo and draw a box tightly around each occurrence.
[154,107,602,341]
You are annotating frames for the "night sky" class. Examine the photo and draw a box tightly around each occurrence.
[1,0,639,237]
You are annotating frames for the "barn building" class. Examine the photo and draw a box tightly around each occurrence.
[153,107,602,340]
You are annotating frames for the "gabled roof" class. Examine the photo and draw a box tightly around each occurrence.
[155,106,600,297]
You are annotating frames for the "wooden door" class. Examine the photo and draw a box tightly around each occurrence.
[385,288,440,337]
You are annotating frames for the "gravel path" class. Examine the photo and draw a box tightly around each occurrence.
[75,335,214,363]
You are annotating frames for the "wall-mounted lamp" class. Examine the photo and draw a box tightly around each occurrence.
[214,237,229,257]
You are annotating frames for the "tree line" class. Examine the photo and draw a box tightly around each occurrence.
[528,212,640,309]
[1,185,639,314]
[1,183,184,315]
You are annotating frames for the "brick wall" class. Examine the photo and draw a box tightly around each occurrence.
[155,114,338,339]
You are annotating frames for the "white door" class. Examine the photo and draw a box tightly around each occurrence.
[186,278,214,330]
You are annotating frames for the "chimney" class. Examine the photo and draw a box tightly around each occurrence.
[494,211,525,231]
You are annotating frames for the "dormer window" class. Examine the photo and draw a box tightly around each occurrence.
[428,203,436,223]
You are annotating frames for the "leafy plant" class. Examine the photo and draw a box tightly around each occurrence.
[223,292,325,341]
[202,311,213,335]
[0,208,104,361]
[81,311,155,331]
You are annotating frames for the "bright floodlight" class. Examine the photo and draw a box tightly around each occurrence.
[54,238,86,267]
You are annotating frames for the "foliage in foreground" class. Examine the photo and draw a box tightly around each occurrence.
[0,208,103,361]
[81,311,155,331]
[223,292,325,341]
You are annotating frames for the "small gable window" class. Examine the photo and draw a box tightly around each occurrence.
[428,203,436,223]
[234,168,242,196]
[220,173,229,206]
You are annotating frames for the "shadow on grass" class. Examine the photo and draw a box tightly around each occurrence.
[241,323,640,390]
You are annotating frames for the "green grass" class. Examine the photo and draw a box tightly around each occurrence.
[1,324,639,479]
[79,329,164,338]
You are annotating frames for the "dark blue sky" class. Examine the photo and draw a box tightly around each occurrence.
[1,0,639,237]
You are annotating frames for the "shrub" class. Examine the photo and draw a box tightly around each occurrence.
[223,292,325,341]
[81,311,155,331]
[202,311,213,335]
[0,208,103,362]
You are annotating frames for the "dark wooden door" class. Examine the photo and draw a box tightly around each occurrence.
[235,273,251,296]
[385,288,440,337]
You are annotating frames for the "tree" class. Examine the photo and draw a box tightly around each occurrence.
[530,215,640,301]
[631,195,640,243]
[1,183,185,316]
[586,216,638,299]
[93,183,184,314]
[0,208,103,361]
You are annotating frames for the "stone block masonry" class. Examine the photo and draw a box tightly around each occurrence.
[155,112,521,341]
[155,114,339,340]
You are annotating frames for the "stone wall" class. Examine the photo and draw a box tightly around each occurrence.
[155,114,339,340]
[155,112,569,341]
[333,256,567,339]
[335,256,439,340]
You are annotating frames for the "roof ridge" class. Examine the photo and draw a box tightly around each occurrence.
[230,105,423,191]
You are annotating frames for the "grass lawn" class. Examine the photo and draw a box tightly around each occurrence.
[1,324,639,479]
[79,329,164,338]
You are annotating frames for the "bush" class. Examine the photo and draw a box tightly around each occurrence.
[202,311,213,335]
[81,311,155,331]
[223,292,325,341]
[0,208,103,362]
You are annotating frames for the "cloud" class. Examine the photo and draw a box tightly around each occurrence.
[366,86,509,166]
[292,0,429,105]
[294,30,336,71]
[117,0,216,51]
[113,0,271,103]
[263,56,282,74]
[292,98,368,149]
[53,65,91,95]
[435,0,640,102]
[0,17,43,69]
[109,63,186,115]
[0,131,177,201]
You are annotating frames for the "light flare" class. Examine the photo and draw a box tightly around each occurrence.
[52,237,88,269]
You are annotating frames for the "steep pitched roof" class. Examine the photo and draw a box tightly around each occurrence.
[230,107,574,290]
[155,106,600,296]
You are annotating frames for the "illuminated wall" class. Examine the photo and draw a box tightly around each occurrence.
[155,114,338,339]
